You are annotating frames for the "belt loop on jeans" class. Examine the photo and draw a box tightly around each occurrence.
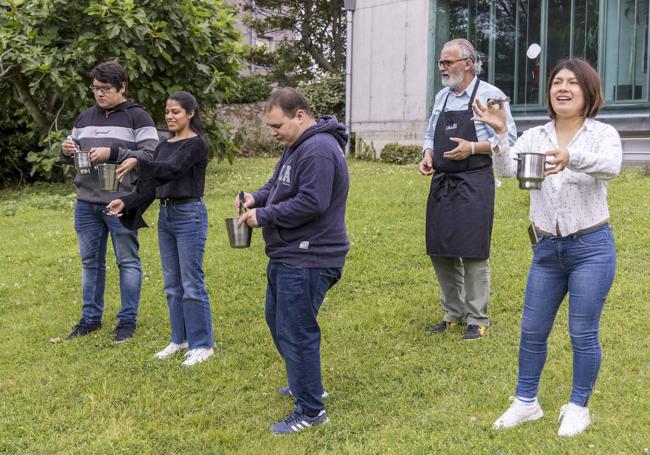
[159,197,201,207]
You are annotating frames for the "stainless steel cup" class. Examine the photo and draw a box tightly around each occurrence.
[96,163,119,192]
[515,152,546,190]
[73,150,91,174]
[225,217,252,248]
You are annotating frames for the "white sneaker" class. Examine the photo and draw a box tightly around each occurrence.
[181,347,214,367]
[153,342,188,359]
[493,397,544,429]
[557,403,590,437]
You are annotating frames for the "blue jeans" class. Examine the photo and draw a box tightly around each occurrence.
[158,202,213,349]
[516,225,616,406]
[74,201,142,324]
[265,261,342,416]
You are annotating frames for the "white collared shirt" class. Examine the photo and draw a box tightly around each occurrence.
[492,118,622,236]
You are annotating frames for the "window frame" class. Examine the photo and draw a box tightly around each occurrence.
[427,0,650,114]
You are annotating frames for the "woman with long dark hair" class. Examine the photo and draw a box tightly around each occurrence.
[473,59,622,436]
[107,91,214,366]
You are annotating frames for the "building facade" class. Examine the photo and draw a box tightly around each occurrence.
[349,0,650,163]
[231,0,298,74]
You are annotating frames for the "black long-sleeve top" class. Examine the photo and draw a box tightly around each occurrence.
[119,135,208,229]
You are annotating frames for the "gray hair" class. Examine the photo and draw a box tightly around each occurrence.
[443,38,483,75]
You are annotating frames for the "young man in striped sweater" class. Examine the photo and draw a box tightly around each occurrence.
[60,61,159,342]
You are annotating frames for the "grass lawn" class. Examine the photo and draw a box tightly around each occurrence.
[0,158,648,454]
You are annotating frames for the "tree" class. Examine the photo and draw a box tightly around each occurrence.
[0,0,243,184]
[243,0,346,84]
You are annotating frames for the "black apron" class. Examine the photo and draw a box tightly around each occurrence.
[425,80,495,259]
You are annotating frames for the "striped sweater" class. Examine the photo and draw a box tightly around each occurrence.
[60,100,159,204]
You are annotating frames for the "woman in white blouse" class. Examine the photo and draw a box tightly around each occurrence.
[473,58,622,437]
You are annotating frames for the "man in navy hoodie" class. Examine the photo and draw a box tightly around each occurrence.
[237,87,349,434]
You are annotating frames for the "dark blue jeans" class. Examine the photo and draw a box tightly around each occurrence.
[74,201,142,324]
[158,202,213,349]
[516,225,616,406]
[265,261,342,416]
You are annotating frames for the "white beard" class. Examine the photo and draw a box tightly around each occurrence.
[441,72,465,89]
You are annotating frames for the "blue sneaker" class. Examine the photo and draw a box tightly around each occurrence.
[270,410,329,434]
[279,386,329,399]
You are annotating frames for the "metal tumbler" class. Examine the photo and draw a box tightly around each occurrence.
[225,191,252,248]
[96,163,120,192]
[225,217,252,248]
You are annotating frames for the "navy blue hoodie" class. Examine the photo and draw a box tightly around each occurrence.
[252,116,349,268]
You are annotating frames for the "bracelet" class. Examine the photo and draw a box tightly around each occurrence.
[471,142,475,155]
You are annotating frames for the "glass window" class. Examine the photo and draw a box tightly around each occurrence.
[433,0,650,107]
[602,0,649,101]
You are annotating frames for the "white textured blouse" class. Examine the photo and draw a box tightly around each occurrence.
[492,118,623,236]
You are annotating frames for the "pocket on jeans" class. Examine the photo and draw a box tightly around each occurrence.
[577,228,611,247]
[277,263,307,296]
[319,271,341,289]
[172,203,198,216]
[531,236,545,252]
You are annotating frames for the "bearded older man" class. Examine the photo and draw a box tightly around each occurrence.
[418,39,517,340]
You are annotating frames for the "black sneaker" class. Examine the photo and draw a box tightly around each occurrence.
[463,324,487,340]
[66,319,101,340]
[114,321,136,342]
[270,409,329,434]
[430,321,458,333]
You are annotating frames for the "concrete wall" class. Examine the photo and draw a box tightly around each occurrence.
[349,0,431,154]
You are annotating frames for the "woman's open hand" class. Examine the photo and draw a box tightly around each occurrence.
[116,158,138,181]
[472,98,508,134]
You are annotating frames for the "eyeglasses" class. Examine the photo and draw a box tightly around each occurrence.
[89,85,115,95]
[437,58,470,68]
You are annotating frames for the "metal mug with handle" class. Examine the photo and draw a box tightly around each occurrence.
[68,136,92,175]
[225,191,252,248]
[73,150,92,174]
[515,152,546,190]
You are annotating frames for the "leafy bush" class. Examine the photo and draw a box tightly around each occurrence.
[299,74,345,121]
[379,143,422,165]
[226,74,273,104]
[0,97,41,187]
[0,0,243,185]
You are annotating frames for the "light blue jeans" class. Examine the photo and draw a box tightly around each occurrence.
[74,201,142,324]
[516,225,616,406]
[158,201,213,349]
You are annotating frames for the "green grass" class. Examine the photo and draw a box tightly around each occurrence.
[0,159,648,454]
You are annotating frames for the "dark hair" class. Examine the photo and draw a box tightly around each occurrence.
[265,87,313,118]
[89,61,128,90]
[168,91,208,144]
[546,58,604,119]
